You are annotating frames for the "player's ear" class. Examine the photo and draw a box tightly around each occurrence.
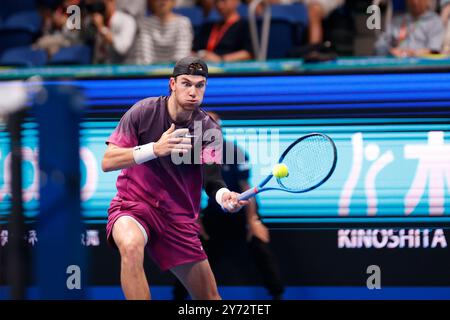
[169,77,176,92]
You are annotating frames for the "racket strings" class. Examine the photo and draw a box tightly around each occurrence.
[278,135,335,192]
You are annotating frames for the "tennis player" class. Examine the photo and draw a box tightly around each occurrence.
[173,112,284,300]
[101,56,248,300]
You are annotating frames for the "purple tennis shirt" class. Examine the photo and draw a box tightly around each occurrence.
[106,96,221,219]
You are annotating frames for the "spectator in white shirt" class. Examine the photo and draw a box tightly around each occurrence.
[131,0,193,64]
[375,0,444,57]
[92,0,137,64]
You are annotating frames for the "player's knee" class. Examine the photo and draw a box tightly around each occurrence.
[113,218,146,261]
[117,236,145,264]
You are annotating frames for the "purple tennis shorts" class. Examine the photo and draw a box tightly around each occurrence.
[106,196,207,271]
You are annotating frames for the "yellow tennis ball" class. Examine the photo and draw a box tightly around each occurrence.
[272,163,289,178]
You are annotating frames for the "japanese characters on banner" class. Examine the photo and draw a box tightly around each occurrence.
[0,229,100,248]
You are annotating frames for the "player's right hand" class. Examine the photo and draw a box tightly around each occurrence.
[221,191,249,213]
[153,123,192,157]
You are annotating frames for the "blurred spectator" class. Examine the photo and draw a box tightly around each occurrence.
[196,0,215,17]
[440,0,450,52]
[247,0,344,61]
[301,0,345,46]
[193,0,253,62]
[116,0,147,17]
[173,0,215,17]
[90,0,137,64]
[375,0,444,57]
[248,0,344,45]
[265,1,344,46]
[441,0,450,22]
[175,0,196,6]
[173,0,214,17]
[34,0,83,58]
[131,0,193,64]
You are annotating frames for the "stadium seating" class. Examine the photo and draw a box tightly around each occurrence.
[48,44,92,65]
[0,46,47,67]
[267,4,308,59]
[0,0,37,20]
[393,0,407,12]
[0,1,42,56]
[199,4,308,59]
[174,4,308,59]
[3,10,42,34]
[0,29,35,56]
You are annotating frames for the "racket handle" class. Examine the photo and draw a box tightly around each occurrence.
[238,187,258,201]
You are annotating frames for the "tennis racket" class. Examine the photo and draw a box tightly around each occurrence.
[238,133,337,201]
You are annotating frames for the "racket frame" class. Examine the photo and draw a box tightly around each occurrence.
[238,133,337,201]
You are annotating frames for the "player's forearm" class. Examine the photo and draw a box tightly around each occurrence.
[203,163,227,199]
[103,140,159,172]
[101,147,136,172]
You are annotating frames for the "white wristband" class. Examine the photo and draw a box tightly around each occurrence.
[133,142,157,164]
[215,187,230,210]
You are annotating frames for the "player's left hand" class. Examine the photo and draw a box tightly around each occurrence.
[221,191,249,213]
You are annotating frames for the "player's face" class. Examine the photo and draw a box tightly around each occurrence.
[171,75,206,111]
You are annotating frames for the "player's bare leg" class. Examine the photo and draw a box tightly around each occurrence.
[112,216,150,300]
[170,259,221,300]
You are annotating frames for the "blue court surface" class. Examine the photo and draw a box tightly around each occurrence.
[2,286,450,300]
